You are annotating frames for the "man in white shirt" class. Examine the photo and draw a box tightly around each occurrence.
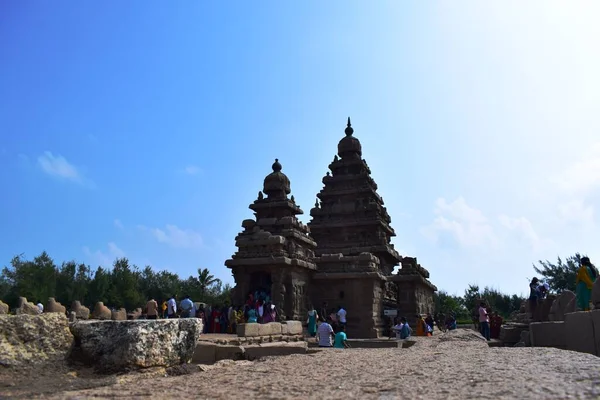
[337,306,347,328]
[317,318,335,347]
[167,295,177,318]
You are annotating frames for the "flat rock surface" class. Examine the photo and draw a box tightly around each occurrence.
[3,329,600,399]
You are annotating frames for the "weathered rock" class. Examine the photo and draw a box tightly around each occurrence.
[15,297,40,315]
[0,300,9,315]
[565,311,595,356]
[69,319,203,372]
[111,308,127,321]
[92,302,111,320]
[592,279,600,308]
[548,291,576,321]
[45,297,66,314]
[281,321,303,335]
[498,324,529,345]
[519,330,530,346]
[0,313,72,367]
[530,321,566,349]
[71,301,90,320]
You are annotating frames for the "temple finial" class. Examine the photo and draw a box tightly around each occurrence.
[345,117,354,136]
[272,158,282,172]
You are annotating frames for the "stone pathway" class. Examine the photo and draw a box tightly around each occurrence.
[5,329,600,399]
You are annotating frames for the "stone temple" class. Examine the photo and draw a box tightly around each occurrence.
[226,118,437,338]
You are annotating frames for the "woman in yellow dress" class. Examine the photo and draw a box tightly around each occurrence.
[576,257,597,311]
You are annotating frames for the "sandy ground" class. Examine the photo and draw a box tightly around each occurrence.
[2,329,600,399]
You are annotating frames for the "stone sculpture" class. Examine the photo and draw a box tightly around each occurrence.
[15,297,40,315]
[45,297,66,314]
[92,302,111,320]
[111,308,127,321]
[71,301,90,320]
[0,300,9,315]
[548,290,576,321]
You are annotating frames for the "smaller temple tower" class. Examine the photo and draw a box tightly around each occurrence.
[225,159,317,321]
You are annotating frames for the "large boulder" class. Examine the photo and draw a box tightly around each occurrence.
[15,297,40,315]
[0,313,73,367]
[69,319,203,372]
[0,300,8,315]
[91,302,111,320]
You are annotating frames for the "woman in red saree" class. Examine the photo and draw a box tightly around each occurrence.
[490,311,503,339]
[211,308,222,333]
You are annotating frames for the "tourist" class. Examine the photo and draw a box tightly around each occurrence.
[198,307,206,327]
[36,301,44,314]
[145,298,159,320]
[246,305,258,323]
[445,314,457,331]
[320,302,328,323]
[528,277,540,318]
[306,304,318,337]
[228,305,236,333]
[179,295,194,318]
[160,299,167,319]
[337,306,347,329]
[435,313,446,333]
[414,315,428,336]
[211,306,222,332]
[576,257,597,311]
[490,311,503,339]
[167,295,177,318]
[394,317,411,339]
[317,317,335,347]
[257,300,265,323]
[425,313,435,335]
[478,302,490,341]
[263,303,276,323]
[220,306,228,332]
[334,325,350,348]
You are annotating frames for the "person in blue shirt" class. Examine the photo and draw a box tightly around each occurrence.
[179,295,194,318]
[334,325,350,348]
[399,317,411,339]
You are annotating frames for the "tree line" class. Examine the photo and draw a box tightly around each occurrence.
[0,251,231,311]
[0,251,584,317]
[434,253,586,321]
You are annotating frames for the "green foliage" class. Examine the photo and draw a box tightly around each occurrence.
[434,284,525,320]
[533,253,593,293]
[0,252,231,310]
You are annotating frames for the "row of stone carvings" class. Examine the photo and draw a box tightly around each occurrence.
[0,297,143,321]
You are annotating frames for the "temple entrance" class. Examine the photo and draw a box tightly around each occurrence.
[248,271,272,303]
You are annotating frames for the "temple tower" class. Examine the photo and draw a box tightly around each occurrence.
[308,118,402,337]
[226,159,317,321]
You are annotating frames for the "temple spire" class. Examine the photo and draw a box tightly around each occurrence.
[345,117,354,136]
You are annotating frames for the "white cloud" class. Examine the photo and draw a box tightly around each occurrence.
[420,197,497,248]
[557,200,595,231]
[183,165,202,175]
[138,224,203,249]
[83,242,125,267]
[552,142,600,196]
[37,151,93,186]
[498,215,542,251]
[114,219,124,230]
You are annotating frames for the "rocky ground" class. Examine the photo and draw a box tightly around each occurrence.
[2,329,600,399]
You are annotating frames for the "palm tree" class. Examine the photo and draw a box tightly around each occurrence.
[197,268,220,298]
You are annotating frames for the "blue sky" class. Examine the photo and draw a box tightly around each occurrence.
[1,2,599,297]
